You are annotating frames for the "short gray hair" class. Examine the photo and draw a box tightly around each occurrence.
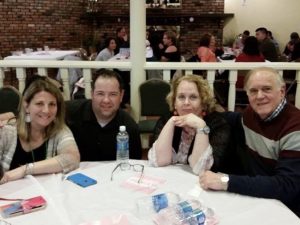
[244,67,285,91]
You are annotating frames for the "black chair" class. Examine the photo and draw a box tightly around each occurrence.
[138,79,170,135]
[0,86,21,115]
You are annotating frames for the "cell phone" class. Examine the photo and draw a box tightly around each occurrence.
[66,173,97,188]
[0,196,47,218]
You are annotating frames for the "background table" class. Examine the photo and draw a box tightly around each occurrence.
[4,50,79,60]
[0,161,299,225]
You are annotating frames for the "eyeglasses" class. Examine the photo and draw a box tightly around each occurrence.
[110,163,144,183]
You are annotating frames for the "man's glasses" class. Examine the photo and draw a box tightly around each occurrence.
[110,163,144,183]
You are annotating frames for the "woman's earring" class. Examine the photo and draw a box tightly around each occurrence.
[25,113,31,123]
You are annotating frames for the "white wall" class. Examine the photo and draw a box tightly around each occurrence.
[224,0,300,52]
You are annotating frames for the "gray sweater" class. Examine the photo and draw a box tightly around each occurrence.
[0,125,79,173]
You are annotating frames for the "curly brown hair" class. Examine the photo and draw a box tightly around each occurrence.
[166,74,216,113]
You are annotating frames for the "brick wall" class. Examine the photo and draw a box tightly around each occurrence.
[0,0,225,58]
[0,0,91,57]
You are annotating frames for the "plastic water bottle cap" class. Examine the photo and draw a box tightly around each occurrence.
[119,125,126,132]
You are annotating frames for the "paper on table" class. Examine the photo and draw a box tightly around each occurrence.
[121,175,166,194]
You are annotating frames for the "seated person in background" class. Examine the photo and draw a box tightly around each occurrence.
[95,37,116,61]
[57,48,89,96]
[235,36,265,88]
[290,41,300,62]
[235,36,265,62]
[197,33,217,62]
[160,30,181,62]
[88,45,98,61]
[199,67,300,217]
[232,30,250,50]
[66,69,142,161]
[283,32,299,60]
[267,30,280,56]
[115,27,129,54]
[148,75,231,174]
[255,27,278,62]
[0,77,80,184]
[159,30,181,77]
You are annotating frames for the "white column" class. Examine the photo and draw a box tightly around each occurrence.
[228,70,237,111]
[83,68,92,99]
[16,68,26,94]
[207,70,216,91]
[130,0,146,121]
[59,68,71,100]
[37,68,47,76]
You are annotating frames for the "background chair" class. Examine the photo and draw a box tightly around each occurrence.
[138,79,171,148]
[0,85,21,115]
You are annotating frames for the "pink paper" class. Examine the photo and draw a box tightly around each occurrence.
[121,175,166,194]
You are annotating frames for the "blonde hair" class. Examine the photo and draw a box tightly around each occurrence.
[18,77,66,141]
[166,74,216,113]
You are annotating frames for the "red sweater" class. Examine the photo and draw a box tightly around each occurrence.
[228,104,300,217]
[235,53,265,62]
[235,53,265,88]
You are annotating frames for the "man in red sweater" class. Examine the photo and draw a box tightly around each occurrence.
[200,67,300,217]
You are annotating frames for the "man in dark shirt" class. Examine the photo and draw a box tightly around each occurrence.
[66,69,142,161]
[200,67,300,217]
[255,27,278,62]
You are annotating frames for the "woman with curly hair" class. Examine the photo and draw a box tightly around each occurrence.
[148,75,231,174]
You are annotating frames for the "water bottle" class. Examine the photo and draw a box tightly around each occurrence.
[136,192,181,217]
[116,125,129,164]
[153,199,205,225]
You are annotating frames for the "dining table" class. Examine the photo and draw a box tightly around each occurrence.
[3,50,79,61]
[0,160,299,225]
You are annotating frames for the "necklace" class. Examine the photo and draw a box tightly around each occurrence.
[29,140,48,163]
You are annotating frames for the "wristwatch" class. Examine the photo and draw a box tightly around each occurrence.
[220,174,229,190]
[197,125,210,135]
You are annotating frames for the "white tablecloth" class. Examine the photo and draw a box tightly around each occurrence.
[4,50,79,60]
[0,161,299,225]
[108,53,131,62]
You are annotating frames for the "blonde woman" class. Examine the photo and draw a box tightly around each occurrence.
[148,75,230,174]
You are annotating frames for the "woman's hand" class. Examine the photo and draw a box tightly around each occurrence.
[0,166,26,184]
[0,120,5,128]
[0,112,15,125]
[173,113,206,129]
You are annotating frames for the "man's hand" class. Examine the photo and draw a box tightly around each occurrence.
[199,171,228,191]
